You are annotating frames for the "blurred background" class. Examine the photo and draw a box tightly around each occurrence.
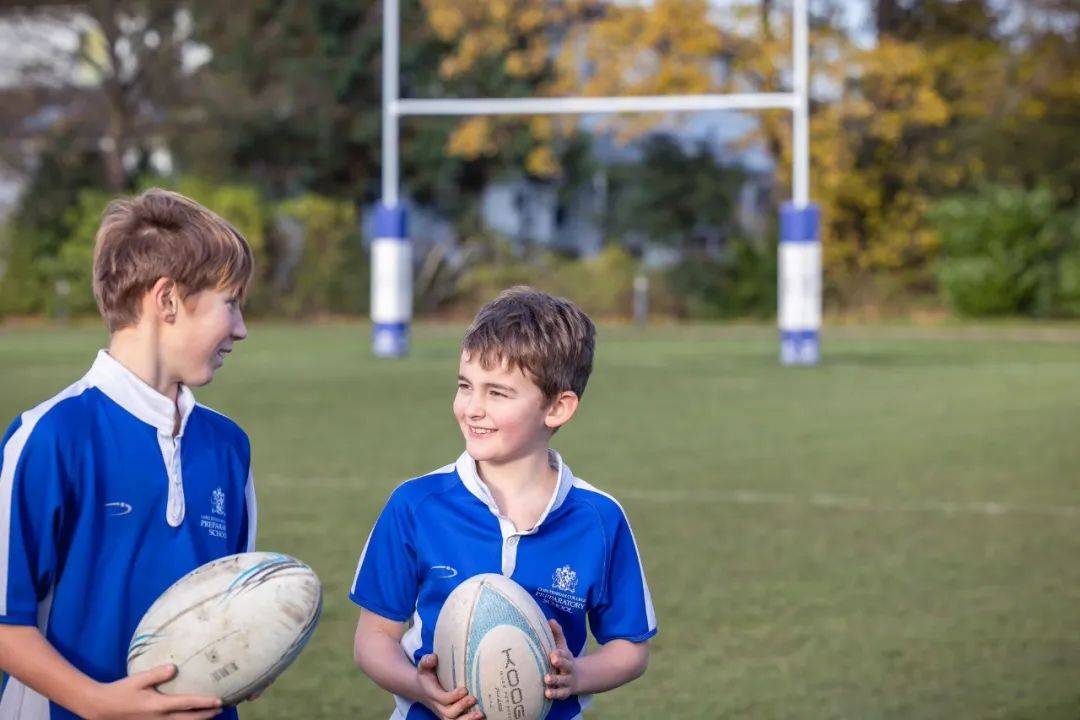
[0,1,1078,718]
[0,0,1075,321]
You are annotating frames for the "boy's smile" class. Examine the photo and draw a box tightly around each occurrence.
[167,286,247,387]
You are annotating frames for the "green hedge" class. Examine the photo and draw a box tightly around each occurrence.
[6,175,1075,323]
[458,245,641,319]
[0,177,368,320]
[932,185,1079,317]
[274,194,367,317]
[661,235,778,320]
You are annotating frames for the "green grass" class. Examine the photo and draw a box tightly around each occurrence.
[2,321,1079,719]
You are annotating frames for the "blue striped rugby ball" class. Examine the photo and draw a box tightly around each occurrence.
[433,574,556,720]
[127,552,322,705]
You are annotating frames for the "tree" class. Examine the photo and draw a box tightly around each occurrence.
[1,1,196,191]
[607,135,745,252]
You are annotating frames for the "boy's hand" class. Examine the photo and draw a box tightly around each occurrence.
[88,664,223,720]
[414,654,483,720]
[544,619,577,701]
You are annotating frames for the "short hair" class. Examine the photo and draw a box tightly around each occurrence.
[462,286,595,400]
[92,188,254,332]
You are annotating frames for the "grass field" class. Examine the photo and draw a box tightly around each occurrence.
[2,322,1079,719]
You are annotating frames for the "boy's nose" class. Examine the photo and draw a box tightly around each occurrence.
[233,313,248,341]
[466,394,485,418]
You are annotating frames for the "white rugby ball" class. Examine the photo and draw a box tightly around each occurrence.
[433,574,556,720]
[127,552,322,705]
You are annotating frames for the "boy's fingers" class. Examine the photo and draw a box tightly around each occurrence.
[418,654,439,671]
[160,694,224,712]
[450,709,483,720]
[450,688,472,705]
[545,673,570,688]
[548,619,567,648]
[442,692,477,718]
[135,663,178,688]
[426,682,466,706]
[549,650,572,673]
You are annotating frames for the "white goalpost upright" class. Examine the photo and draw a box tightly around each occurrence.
[372,0,821,365]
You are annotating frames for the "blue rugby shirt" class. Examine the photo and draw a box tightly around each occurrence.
[0,350,257,720]
[350,451,657,720]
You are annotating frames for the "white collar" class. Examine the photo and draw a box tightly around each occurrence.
[85,350,195,437]
[455,448,576,532]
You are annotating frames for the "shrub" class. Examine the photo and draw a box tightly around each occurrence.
[273,194,366,316]
[662,234,777,319]
[932,185,1076,317]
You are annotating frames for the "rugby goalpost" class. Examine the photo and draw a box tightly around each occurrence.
[372,0,821,366]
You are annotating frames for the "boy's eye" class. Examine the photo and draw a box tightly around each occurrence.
[457,382,470,390]
[489,390,506,398]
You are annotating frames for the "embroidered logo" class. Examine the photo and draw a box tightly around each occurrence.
[104,501,132,517]
[211,487,226,516]
[538,564,586,613]
[429,565,458,579]
[200,488,228,540]
[552,565,578,594]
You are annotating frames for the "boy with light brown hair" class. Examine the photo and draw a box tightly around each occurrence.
[0,189,257,720]
[351,286,657,720]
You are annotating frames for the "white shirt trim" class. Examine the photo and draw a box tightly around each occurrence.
[86,350,194,437]
[87,350,195,527]
[455,450,577,575]
[571,478,657,633]
[0,380,91,616]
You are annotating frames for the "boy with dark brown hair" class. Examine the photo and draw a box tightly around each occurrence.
[351,286,657,720]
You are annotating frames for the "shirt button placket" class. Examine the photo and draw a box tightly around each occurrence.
[162,434,185,527]
[502,534,521,576]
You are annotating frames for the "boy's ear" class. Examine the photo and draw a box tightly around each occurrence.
[150,277,180,324]
[544,390,580,431]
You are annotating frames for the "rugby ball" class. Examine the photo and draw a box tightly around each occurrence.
[127,552,322,705]
[433,574,556,720]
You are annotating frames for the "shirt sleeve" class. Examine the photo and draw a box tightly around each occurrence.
[348,486,419,622]
[0,419,67,626]
[588,507,657,644]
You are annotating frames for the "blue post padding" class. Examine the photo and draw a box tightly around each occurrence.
[373,322,409,358]
[780,330,820,366]
[374,204,407,239]
[780,202,820,243]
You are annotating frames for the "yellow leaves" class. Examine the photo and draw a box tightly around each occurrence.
[525,146,560,178]
[1019,97,1047,119]
[75,24,111,84]
[424,0,729,151]
[505,45,548,79]
[856,40,950,140]
[423,1,467,41]
[528,117,554,141]
[910,86,949,126]
[648,0,723,56]
[559,0,724,139]
[446,117,560,179]
[582,0,723,97]
[447,118,499,159]
[423,0,565,79]
[517,6,545,34]
[489,0,511,24]
[505,52,528,78]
